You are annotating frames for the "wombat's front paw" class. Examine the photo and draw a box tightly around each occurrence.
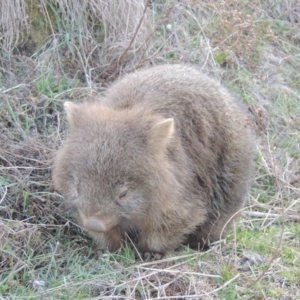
[143,251,164,262]
[95,245,108,255]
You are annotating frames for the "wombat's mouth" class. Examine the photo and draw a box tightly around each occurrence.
[124,223,140,242]
[79,211,140,239]
[119,219,140,241]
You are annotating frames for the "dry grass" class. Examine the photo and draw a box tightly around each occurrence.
[0,0,29,52]
[1,0,300,299]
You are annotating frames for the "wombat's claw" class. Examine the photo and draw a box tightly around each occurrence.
[143,252,163,261]
[153,253,163,260]
[143,252,152,262]
[95,245,110,256]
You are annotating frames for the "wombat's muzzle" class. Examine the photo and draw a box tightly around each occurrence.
[79,210,118,233]
[83,217,107,232]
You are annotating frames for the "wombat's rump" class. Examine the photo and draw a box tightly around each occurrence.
[53,64,255,257]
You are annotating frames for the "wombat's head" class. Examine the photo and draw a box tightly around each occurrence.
[53,101,174,235]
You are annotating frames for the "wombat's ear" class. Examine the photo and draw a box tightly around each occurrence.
[148,118,174,149]
[64,101,78,126]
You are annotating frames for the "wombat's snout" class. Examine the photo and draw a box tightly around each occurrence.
[83,217,107,232]
[79,210,118,233]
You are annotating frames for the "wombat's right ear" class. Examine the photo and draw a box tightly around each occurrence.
[148,118,174,150]
[64,101,78,126]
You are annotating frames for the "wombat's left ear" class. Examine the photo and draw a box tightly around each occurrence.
[64,101,78,126]
[148,118,174,149]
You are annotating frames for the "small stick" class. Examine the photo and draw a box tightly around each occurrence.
[243,211,300,222]
[146,273,240,300]
[104,0,151,80]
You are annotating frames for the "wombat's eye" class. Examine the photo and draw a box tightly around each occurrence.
[118,188,128,201]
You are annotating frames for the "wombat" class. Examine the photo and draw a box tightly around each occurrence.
[53,64,255,258]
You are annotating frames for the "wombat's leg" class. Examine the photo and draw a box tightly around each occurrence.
[188,212,238,249]
[207,212,237,243]
[186,231,210,251]
[138,231,181,261]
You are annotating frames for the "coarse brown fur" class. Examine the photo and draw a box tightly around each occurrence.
[53,64,255,258]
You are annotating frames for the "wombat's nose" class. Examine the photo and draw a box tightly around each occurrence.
[83,217,107,232]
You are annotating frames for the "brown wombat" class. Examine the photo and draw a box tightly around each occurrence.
[53,64,255,258]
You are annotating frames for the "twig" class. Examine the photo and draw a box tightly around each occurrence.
[137,266,221,279]
[2,84,29,93]
[0,186,8,205]
[147,273,240,299]
[243,211,300,222]
[125,232,143,261]
[135,251,207,267]
[102,2,175,84]
[103,0,151,80]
